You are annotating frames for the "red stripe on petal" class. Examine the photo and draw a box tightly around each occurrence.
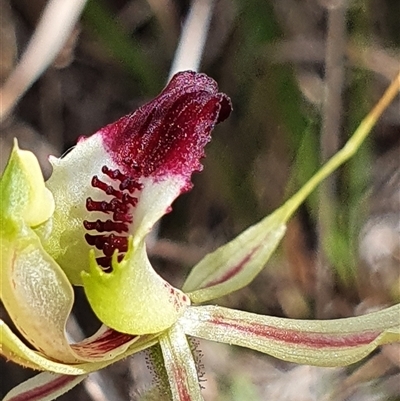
[7,375,78,401]
[202,247,260,288]
[71,327,135,358]
[211,317,380,348]
[172,365,192,401]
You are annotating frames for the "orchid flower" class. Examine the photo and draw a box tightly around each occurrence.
[1,71,399,401]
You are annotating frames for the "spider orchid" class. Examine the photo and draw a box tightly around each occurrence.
[1,71,399,401]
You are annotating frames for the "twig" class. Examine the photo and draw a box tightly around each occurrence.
[316,0,348,318]
[0,0,87,122]
[168,0,215,79]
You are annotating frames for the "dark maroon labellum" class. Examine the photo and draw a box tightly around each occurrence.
[83,71,232,269]
[102,71,232,181]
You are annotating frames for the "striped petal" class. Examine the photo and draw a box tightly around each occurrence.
[1,319,158,374]
[2,373,86,401]
[159,324,204,401]
[182,78,398,304]
[182,210,286,303]
[180,305,400,367]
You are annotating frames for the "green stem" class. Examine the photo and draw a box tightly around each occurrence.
[281,72,400,222]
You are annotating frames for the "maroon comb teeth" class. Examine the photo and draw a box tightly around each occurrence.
[83,165,142,269]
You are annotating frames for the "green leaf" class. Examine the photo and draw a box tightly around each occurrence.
[159,324,204,401]
[181,304,400,367]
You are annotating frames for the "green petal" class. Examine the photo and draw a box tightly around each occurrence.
[159,324,204,401]
[3,373,87,401]
[1,320,159,374]
[0,232,79,363]
[182,211,286,304]
[180,305,400,367]
[0,143,78,363]
[82,238,190,335]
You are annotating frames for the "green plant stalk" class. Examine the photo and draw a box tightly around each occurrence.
[281,72,400,222]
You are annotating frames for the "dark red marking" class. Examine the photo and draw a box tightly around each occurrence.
[202,247,259,288]
[85,234,128,255]
[173,365,193,401]
[71,328,135,357]
[102,166,143,192]
[84,167,139,269]
[83,219,128,233]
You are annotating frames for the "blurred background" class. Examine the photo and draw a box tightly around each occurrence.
[0,0,399,400]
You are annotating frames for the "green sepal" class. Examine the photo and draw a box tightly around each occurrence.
[1,319,160,374]
[159,324,203,401]
[181,304,400,367]
[2,373,87,401]
[183,212,286,304]
[0,231,78,363]
[0,142,78,362]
